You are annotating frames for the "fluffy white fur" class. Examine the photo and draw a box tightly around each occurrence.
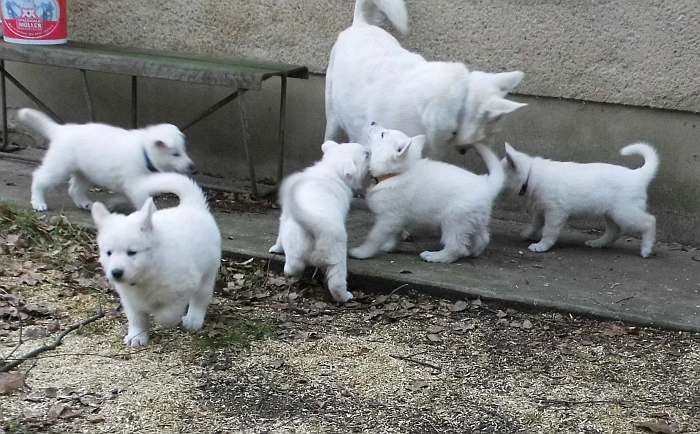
[325,0,527,160]
[269,140,371,303]
[502,142,659,257]
[349,125,504,263]
[18,108,195,212]
[92,173,221,347]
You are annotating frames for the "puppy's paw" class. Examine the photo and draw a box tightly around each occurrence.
[419,250,456,263]
[268,244,284,254]
[330,289,353,304]
[349,247,375,259]
[640,247,653,258]
[528,242,551,253]
[31,201,48,212]
[585,239,606,249]
[181,314,204,331]
[124,332,149,347]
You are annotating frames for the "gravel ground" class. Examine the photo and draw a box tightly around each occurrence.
[0,205,698,434]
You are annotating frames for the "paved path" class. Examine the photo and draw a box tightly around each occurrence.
[1,157,699,331]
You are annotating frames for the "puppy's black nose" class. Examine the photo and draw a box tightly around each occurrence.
[188,163,197,174]
[111,269,124,280]
[458,148,467,155]
[370,121,376,126]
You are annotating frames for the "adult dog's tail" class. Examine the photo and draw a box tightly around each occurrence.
[130,173,209,210]
[17,108,61,139]
[353,0,408,35]
[475,144,505,199]
[620,142,659,186]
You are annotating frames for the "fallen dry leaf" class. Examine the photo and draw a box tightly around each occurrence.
[427,325,444,334]
[603,324,628,337]
[522,320,533,330]
[497,310,508,318]
[448,300,469,312]
[0,371,25,395]
[427,333,441,342]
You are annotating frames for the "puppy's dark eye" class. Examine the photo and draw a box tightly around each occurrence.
[127,250,137,257]
[107,251,112,257]
[381,132,385,139]
[172,152,181,157]
[452,131,458,138]
[364,151,370,159]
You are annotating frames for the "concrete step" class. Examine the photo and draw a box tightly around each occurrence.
[1,157,698,331]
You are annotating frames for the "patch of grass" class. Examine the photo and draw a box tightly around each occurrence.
[2,420,32,434]
[0,204,91,247]
[192,319,277,350]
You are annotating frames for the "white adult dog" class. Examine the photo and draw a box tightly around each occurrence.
[502,143,659,257]
[269,140,370,303]
[18,108,195,212]
[350,125,504,263]
[91,173,221,347]
[325,0,527,159]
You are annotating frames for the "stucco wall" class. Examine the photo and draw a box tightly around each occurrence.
[68,0,700,112]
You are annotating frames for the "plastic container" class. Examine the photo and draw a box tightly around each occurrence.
[1,0,67,45]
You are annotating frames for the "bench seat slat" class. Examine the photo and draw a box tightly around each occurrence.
[0,41,309,89]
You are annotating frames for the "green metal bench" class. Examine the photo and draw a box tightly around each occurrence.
[0,41,309,196]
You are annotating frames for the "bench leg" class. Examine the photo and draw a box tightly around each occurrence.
[180,90,240,132]
[81,69,95,122]
[277,74,287,185]
[2,70,61,122]
[236,90,258,197]
[131,76,138,129]
[1,60,7,152]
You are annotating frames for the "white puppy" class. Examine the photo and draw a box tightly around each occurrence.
[269,141,370,303]
[325,0,527,160]
[502,143,659,257]
[91,173,221,347]
[350,125,504,263]
[18,108,195,212]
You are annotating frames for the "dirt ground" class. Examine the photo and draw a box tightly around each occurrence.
[0,205,698,434]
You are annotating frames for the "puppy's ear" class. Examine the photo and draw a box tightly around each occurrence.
[138,198,156,232]
[394,140,412,159]
[91,202,110,229]
[485,97,527,118]
[493,71,525,93]
[321,140,339,153]
[411,135,426,153]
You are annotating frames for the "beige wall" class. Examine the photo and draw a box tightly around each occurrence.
[6,1,699,244]
[69,0,700,112]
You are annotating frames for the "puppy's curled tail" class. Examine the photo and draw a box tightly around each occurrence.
[474,144,505,198]
[17,108,60,139]
[129,173,208,210]
[353,0,408,35]
[620,142,659,185]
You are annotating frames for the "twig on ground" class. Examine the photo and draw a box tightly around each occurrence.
[0,310,105,372]
[537,398,699,408]
[389,353,441,372]
[6,308,24,361]
[613,296,635,304]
